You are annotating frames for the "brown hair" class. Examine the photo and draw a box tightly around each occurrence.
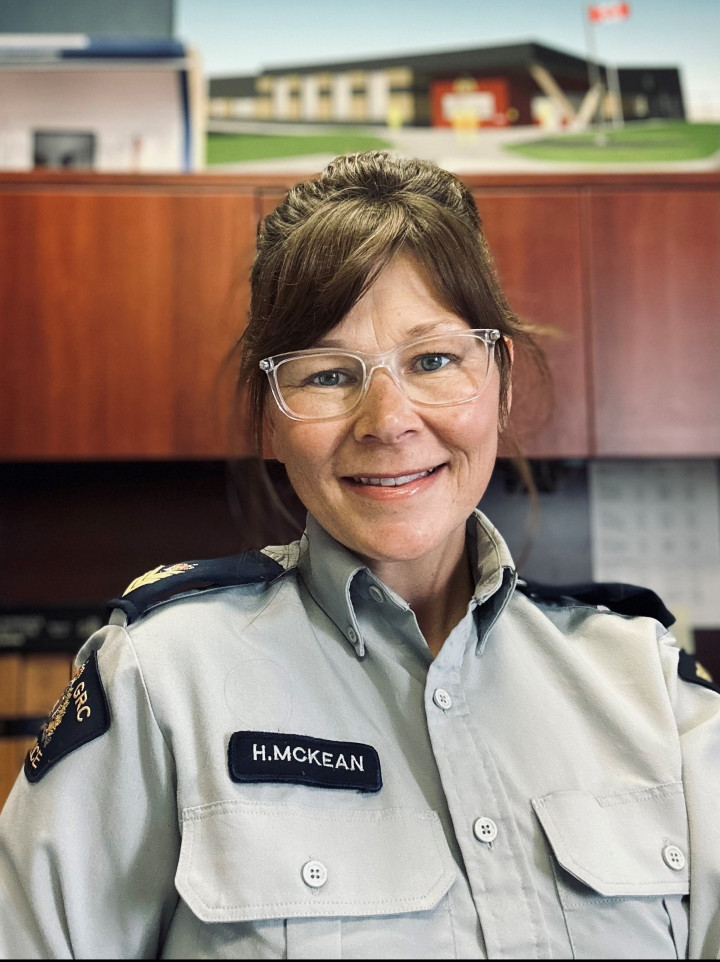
[237,151,547,453]
[231,151,549,545]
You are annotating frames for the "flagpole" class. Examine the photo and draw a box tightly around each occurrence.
[583,3,603,131]
[585,2,630,133]
[608,63,624,129]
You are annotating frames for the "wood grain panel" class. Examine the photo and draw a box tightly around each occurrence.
[0,189,257,458]
[167,194,257,457]
[0,654,22,812]
[0,655,22,711]
[1,172,717,461]
[474,191,590,458]
[1,193,170,456]
[0,738,29,811]
[588,188,720,456]
[0,653,72,812]
[23,654,73,713]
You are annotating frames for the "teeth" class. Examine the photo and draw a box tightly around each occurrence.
[353,469,433,486]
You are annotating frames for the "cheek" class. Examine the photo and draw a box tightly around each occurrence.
[267,409,306,467]
[270,419,338,477]
[444,389,501,450]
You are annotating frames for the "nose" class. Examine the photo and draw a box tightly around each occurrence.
[352,367,422,443]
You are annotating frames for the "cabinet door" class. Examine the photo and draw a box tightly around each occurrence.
[0,653,73,812]
[475,191,590,458]
[0,189,257,458]
[0,655,24,811]
[588,188,720,456]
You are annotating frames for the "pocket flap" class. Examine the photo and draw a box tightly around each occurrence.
[532,783,689,898]
[176,802,456,923]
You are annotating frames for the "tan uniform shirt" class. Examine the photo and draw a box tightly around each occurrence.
[0,510,718,958]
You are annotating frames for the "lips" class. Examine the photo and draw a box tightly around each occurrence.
[346,465,443,487]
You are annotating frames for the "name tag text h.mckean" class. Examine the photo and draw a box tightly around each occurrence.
[228,731,382,792]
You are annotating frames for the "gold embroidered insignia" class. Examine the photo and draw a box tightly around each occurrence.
[122,562,198,596]
[695,661,714,683]
[40,662,85,748]
[25,652,111,783]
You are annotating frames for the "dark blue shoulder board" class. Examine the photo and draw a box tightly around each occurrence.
[516,579,675,629]
[677,648,720,695]
[109,550,285,625]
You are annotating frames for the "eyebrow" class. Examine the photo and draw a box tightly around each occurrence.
[315,320,463,350]
[407,321,458,337]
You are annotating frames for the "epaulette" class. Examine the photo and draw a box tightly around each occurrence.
[109,551,285,625]
[516,579,675,629]
[518,580,720,695]
[677,648,720,695]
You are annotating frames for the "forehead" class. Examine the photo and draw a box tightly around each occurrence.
[317,256,468,351]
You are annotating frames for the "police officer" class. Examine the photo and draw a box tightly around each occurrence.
[1,152,718,959]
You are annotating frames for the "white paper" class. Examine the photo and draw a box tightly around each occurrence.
[589,461,720,648]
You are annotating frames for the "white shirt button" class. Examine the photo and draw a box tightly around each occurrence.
[433,688,452,710]
[302,859,328,888]
[347,627,358,644]
[368,585,384,603]
[662,844,686,871]
[473,816,498,843]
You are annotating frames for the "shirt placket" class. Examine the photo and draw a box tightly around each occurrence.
[425,611,550,960]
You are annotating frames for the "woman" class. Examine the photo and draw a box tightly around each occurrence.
[1,151,718,959]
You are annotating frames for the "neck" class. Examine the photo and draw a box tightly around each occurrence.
[364,528,475,658]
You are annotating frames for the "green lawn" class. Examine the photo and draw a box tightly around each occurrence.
[207,130,392,164]
[504,122,720,163]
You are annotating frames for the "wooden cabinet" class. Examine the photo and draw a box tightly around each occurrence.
[586,187,720,456]
[0,180,261,459]
[0,653,73,812]
[473,190,589,458]
[0,171,717,460]
[468,173,719,458]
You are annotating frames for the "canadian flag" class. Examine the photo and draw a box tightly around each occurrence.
[589,2,630,22]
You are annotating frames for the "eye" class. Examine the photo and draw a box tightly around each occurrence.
[305,369,355,388]
[413,353,452,373]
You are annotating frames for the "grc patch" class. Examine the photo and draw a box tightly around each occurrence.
[25,651,111,783]
[229,731,382,793]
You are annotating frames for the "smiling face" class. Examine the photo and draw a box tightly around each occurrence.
[268,256,502,572]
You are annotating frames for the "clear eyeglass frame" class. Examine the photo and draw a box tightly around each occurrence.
[259,328,502,422]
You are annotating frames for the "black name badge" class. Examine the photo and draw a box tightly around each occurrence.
[229,731,382,793]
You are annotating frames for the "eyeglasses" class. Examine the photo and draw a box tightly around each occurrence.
[259,328,501,422]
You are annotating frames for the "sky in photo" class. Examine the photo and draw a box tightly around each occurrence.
[175,0,720,119]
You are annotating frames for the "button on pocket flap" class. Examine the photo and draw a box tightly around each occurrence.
[176,802,457,923]
[532,783,690,898]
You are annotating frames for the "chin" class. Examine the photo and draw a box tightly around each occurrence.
[345,521,459,567]
[358,541,428,566]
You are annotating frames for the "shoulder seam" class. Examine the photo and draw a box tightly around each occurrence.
[120,625,177,767]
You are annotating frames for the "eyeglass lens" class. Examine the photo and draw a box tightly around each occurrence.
[274,332,492,419]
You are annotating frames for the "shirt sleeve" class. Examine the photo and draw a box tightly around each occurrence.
[0,624,180,959]
[660,628,720,959]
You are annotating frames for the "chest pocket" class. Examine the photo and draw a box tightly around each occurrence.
[532,783,689,960]
[175,801,457,959]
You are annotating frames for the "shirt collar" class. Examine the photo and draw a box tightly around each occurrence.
[296,510,516,658]
[296,514,370,656]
